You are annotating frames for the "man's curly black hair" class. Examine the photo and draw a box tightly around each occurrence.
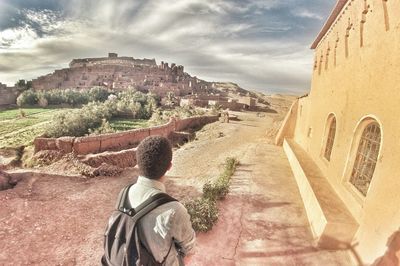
[136,136,172,179]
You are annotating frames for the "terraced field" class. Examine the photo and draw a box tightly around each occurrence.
[0,107,150,148]
[109,118,148,131]
[0,108,73,148]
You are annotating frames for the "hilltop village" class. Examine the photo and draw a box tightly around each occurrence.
[23,53,260,111]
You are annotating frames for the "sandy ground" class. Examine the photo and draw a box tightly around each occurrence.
[0,97,355,265]
[169,110,354,266]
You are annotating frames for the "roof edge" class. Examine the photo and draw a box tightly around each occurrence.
[310,0,349,49]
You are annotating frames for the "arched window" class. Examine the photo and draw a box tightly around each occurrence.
[349,122,381,196]
[324,116,336,161]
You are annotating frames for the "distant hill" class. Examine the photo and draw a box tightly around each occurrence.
[28,53,269,105]
[211,82,270,106]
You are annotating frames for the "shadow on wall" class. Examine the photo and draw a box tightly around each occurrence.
[371,229,400,266]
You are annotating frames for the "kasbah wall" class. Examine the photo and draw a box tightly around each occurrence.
[31,53,214,98]
[34,115,218,155]
[0,83,18,106]
[276,0,400,263]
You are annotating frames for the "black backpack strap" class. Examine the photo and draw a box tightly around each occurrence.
[116,183,177,220]
[116,183,135,212]
[160,237,174,265]
[133,193,177,265]
[131,193,177,222]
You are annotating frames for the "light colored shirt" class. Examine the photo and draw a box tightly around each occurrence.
[128,176,196,266]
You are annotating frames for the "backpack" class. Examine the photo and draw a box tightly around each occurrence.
[101,184,177,266]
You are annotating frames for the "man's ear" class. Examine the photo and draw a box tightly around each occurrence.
[167,162,172,170]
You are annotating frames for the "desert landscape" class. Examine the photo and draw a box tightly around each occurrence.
[1,0,400,265]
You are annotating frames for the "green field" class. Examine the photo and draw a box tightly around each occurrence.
[0,107,72,148]
[109,118,148,131]
[0,107,150,149]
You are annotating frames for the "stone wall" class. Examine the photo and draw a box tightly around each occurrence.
[34,115,218,155]
[0,83,18,106]
[274,99,299,146]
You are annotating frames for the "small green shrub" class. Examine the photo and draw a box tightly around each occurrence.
[88,87,110,102]
[202,157,238,201]
[38,96,48,107]
[45,102,113,137]
[19,109,26,118]
[202,178,230,201]
[185,198,218,232]
[224,157,239,177]
[185,157,239,233]
[88,119,115,135]
[149,106,205,125]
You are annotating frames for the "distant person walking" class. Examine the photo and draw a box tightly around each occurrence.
[102,136,196,266]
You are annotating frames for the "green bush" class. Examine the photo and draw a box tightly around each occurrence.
[149,106,205,125]
[44,89,159,137]
[88,119,115,135]
[116,90,159,119]
[88,87,110,102]
[223,157,239,177]
[202,178,230,201]
[45,102,113,137]
[185,157,239,233]
[17,87,112,107]
[16,89,38,106]
[38,96,48,107]
[184,198,218,232]
[202,157,238,201]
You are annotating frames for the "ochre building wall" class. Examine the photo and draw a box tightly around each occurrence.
[281,0,400,263]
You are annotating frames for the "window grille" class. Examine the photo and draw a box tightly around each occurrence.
[350,123,381,196]
[324,117,336,161]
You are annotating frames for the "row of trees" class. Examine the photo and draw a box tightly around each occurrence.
[15,86,207,138]
[16,87,111,107]
[45,90,161,138]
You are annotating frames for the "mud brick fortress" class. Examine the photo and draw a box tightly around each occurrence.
[31,53,213,97]
[0,83,18,106]
[277,0,400,263]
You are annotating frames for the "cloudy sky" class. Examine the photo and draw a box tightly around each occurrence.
[0,0,335,94]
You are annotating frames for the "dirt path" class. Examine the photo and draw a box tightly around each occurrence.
[0,107,354,265]
[169,111,354,265]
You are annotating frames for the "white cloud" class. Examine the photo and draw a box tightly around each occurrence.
[292,9,324,20]
[0,0,335,93]
[0,27,38,49]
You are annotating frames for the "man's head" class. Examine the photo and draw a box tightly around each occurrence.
[136,136,172,180]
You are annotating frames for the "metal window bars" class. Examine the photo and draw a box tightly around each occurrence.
[350,123,381,196]
[324,118,336,161]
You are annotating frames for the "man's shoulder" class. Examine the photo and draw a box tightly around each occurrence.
[163,196,186,211]
[158,197,190,219]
